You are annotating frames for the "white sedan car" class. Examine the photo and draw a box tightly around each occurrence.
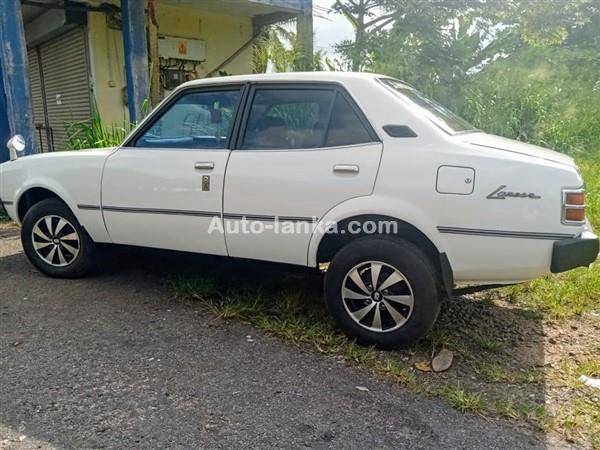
[1,72,597,347]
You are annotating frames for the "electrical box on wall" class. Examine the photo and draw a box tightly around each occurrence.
[158,35,206,61]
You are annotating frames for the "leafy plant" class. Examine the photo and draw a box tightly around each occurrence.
[66,110,133,150]
[66,100,149,150]
[252,23,325,73]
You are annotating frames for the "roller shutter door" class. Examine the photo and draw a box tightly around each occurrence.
[38,27,92,151]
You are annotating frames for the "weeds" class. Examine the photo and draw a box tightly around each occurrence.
[440,386,485,413]
[66,109,133,150]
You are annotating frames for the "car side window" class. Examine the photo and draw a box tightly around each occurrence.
[242,88,335,149]
[324,93,373,147]
[134,88,241,149]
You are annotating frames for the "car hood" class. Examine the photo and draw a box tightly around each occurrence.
[15,147,117,161]
[460,133,575,167]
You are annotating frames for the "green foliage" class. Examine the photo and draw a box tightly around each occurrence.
[253,24,299,73]
[450,47,600,156]
[66,109,133,150]
[334,1,600,159]
[252,24,325,73]
[66,99,150,150]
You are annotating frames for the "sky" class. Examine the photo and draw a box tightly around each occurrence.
[312,0,354,58]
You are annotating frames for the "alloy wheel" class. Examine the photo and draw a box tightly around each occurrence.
[31,215,80,267]
[341,261,414,333]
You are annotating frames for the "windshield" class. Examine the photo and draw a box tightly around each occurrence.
[380,78,477,135]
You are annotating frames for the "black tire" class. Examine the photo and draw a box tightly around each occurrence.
[21,198,95,278]
[324,236,441,349]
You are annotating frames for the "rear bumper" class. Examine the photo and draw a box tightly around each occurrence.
[551,231,599,273]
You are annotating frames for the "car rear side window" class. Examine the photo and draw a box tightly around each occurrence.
[240,86,377,150]
[324,93,373,147]
[242,88,335,150]
[134,88,241,149]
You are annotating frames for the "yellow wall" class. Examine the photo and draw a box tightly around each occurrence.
[88,3,253,124]
[88,11,128,124]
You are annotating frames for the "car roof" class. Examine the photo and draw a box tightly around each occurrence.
[178,71,389,89]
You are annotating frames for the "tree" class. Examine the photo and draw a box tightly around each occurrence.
[253,23,325,73]
[332,0,600,96]
[332,0,399,71]
[253,24,299,73]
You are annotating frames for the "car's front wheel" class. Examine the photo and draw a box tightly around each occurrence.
[21,198,95,278]
[324,236,441,348]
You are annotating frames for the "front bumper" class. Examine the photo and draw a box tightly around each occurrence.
[551,231,599,273]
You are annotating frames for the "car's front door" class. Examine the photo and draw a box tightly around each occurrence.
[223,84,383,265]
[101,86,243,255]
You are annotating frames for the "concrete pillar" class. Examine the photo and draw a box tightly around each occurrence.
[0,62,11,162]
[296,0,314,70]
[122,0,150,123]
[0,0,36,160]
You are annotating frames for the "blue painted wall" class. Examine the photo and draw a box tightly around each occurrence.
[122,0,150,124]
[0,0,36,161]
[0,61,10,162]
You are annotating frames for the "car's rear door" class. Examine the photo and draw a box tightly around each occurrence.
[101,85,243,255]
[223,83,383,265]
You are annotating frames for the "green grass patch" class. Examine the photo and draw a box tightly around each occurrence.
[555,397,600,449]
[502,265,600,319]
[471,335,504,353]
[475,362,544,384]
[440,385,485,413]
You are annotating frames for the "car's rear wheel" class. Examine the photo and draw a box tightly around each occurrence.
[21,198,95,278]
[324,236,441,348]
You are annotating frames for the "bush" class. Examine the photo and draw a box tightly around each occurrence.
[66,110,133,150]
[441,47,600,158]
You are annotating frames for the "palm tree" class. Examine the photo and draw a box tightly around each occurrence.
[253,23,324,73]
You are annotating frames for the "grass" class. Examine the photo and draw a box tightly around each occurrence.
[475,363,545,384]
[502,265,600,319]
[471,335,504,353]
[441,385,485,413]
[66,107,134,150]
[555,397,600,448]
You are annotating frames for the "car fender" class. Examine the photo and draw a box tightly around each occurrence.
[15,178,79,218]
[14,177,110,243]
[306,194,446,266]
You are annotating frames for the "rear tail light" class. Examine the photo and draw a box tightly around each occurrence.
[562,188,586,225]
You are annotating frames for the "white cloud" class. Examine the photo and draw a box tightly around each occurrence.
[313,0,354,57]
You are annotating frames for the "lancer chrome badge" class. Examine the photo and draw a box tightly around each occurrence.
[487,185,541,199]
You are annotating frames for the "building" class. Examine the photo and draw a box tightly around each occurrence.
[0,0,313,161]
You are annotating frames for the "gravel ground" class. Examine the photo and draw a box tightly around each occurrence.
[0,224,560,449]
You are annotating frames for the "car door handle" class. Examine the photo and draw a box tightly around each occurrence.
[333,164,359,174]
[194,161,214,170]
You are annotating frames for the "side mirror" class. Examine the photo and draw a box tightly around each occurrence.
[7,135,25,161]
